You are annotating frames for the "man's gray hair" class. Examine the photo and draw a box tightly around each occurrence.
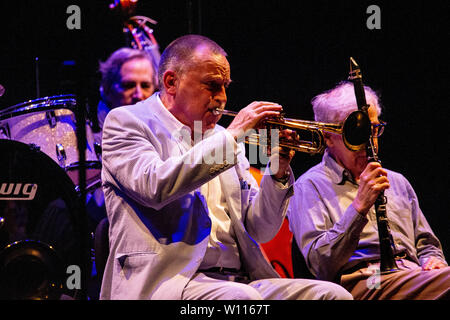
[99,47,157,98]
[158,34,227,88]
[312,81,382,123]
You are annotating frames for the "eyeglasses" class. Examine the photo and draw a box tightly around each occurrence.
[372,121,386,137]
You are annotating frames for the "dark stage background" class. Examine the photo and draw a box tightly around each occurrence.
[1,1,448,259]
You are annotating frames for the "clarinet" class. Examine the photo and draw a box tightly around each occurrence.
[348,57,399,273]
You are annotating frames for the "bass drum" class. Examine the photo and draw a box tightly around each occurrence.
[0,140,89,300]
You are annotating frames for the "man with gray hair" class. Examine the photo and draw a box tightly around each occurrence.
[96,47,158,137]
[288,81,450,299]
[87,47,158,274]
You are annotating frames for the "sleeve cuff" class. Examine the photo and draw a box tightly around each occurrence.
[337,203,369,240]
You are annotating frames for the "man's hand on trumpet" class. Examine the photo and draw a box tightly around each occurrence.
[223,101,297,181]
[225,101,283,141]
[269,129,297,181]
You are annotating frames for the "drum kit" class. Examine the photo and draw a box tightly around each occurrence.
[0,95,102,189]
[0,0,161,300]
[0,94,99,299]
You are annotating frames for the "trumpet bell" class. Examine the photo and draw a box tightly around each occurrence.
[342,111,372,152]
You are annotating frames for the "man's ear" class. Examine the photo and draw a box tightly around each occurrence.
[323,132,334,148]
[162,70,177,95]
[99,86,106,100]
[99,85,111,105]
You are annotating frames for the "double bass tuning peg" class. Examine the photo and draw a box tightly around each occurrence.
[109,0,139,20]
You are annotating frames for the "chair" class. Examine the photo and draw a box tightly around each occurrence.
[249,167,294,278]
[94,217,110,283]
[291,235,315,279]
[260,218,294,278]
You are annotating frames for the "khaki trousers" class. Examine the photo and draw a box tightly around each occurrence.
[340,259,450,300]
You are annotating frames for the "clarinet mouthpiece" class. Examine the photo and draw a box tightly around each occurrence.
[348,57,362,80]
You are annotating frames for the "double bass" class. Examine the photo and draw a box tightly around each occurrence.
[110,0,161,75]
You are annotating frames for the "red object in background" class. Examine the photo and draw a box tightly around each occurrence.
[261,218,294,278]
[249,167,294,278]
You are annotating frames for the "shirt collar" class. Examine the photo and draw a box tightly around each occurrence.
[153,92,191,135]
[322,149,356,185]
[156,92,222,140]
[150,92,196,150]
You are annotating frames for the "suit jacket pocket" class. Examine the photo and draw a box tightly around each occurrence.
[112,252,159,299]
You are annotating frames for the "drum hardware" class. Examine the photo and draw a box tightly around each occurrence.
[45,110,57,128]
[35,57,40,99]
[75,179,102,195]
[0,123,10,139]
[94,142,102,161]
[28,143,41,153]
[56,143,67,167]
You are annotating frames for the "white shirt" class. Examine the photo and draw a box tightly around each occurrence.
[198,175,241,270]
[153,94,241,270]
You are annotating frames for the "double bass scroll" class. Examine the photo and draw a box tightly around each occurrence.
[110,0,161,78]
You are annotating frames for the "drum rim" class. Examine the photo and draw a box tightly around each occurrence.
[0,94,77,121]
[0,239,62,265]
[0,239,65,300]
[65,160,102,171]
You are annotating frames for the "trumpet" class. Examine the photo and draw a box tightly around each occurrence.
[212,108,371,154]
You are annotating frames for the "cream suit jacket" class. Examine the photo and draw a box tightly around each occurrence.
[99,93,294,299]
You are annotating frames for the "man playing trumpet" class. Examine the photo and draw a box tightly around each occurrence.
[99,34,352,300]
